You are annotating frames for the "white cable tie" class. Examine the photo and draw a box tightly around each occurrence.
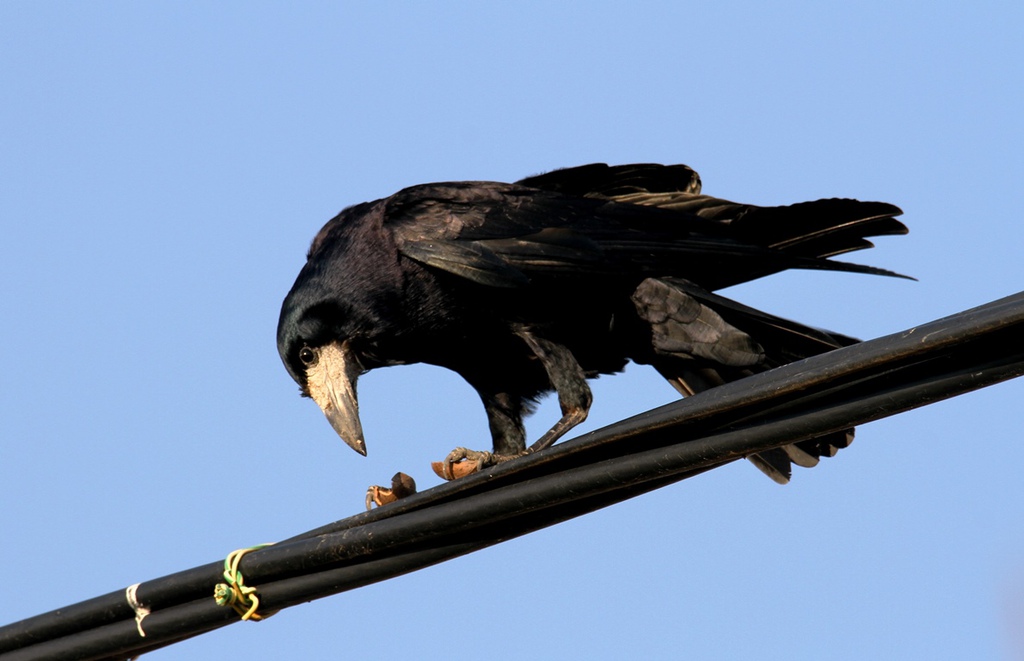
[125,583,150,637]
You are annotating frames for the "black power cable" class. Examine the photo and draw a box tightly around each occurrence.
[3,291,1023,660]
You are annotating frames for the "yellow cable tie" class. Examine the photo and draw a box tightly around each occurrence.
[213,543,275,621]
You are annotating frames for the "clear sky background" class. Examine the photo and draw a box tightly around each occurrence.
[2,3,1023,660]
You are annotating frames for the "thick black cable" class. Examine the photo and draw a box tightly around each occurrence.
[2,291,1023,660]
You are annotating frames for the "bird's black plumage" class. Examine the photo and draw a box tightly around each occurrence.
[278,163,907,483]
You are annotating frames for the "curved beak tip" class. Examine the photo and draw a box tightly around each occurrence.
[324,409,367,457]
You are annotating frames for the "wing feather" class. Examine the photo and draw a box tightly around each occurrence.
[398,238,530,288]
[385,171,907,292]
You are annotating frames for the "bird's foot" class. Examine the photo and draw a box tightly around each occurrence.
[365,472,417,510]
[432,447,525,481]
[432,448,493,481]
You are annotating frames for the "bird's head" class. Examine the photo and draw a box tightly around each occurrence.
[276,200,416,456]
[277,298,369,456]
[280,309,368,458]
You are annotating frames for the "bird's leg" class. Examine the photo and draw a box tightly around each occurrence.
[435,332,592,481]
[516,330,592,453]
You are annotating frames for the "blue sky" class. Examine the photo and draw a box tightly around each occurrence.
[1,3,1022,659]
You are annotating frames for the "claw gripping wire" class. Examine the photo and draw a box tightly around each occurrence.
[214,544,275,621]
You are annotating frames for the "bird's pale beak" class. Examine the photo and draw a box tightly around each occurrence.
[305,340,366,455]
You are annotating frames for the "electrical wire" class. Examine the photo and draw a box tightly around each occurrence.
[2,291,1023,661]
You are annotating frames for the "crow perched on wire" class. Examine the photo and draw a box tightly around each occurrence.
[278,163,907,484]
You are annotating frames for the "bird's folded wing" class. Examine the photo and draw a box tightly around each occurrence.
[387,180,908,290]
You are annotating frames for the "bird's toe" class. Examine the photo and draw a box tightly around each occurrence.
[432,447,495,481]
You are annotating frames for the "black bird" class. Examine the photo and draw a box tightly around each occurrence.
[278,163,907,484]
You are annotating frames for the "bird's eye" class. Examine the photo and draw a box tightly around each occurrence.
[298,346,318,366]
